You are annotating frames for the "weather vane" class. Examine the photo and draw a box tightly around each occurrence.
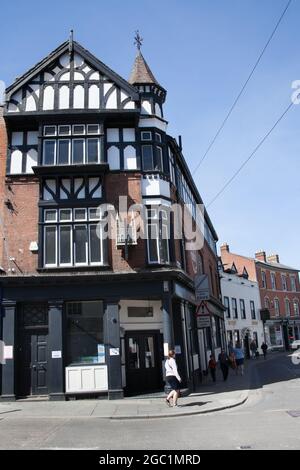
[134,30,143,50]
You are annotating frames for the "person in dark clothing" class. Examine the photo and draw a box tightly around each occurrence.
[261,342,268,359]
[208,355,217,382]
[218,349,229,381]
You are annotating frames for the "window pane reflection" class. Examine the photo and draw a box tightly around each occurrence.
[128,338,140,369]
[145,336,155,369]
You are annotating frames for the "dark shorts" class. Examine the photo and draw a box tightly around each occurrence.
[166,376,180,391]
[236,358,244,366]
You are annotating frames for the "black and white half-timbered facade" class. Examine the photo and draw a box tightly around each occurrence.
[0,37,225,400]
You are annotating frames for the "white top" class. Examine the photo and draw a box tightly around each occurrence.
[165,357,181,382]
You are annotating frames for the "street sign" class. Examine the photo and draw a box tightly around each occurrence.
[197,316,211,329]
[194,274,210,301]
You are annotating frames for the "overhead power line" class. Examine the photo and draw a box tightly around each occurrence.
[193,0,292,175]
[206,100,294,208]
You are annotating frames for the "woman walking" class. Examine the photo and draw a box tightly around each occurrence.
[165,350,182,407]
[218,349,229,381]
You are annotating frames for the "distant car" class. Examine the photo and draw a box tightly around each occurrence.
[291,340,300,350]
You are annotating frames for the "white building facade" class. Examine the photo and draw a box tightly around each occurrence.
[220,265,265,357]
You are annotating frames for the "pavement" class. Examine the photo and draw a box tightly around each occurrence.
[0,354,279,421]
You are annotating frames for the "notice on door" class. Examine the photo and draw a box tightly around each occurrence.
[4,345,13,360]
[51,350,62,359]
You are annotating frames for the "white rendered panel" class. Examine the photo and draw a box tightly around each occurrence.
[43,86,55,110]
[59,53,70,68]
[124,101,135,109]
[141,100,152,114]
[124,145,137,170]
[25,93,37,111]
[107,145,120,170]
[106,128,119,142]
[155,103,162,117]
[73,85,85,108]
[106,89,117,109]
[123,128,135,142]
[10,150,23,174]
[74,53,84,67]
[27,131,38,145]
[88,84,100,109]
[26,149,38,173]
[90,71,100,80]
[59,72,70,81]
[59,85,70,109]
[74,71,85,81]
[11,132,23,146]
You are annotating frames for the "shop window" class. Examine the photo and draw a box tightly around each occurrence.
[66,301,104,365]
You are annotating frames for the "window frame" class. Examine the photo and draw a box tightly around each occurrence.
[57,138,71,165]
[43,139,57,165]
[240,299,246,319]
[72,138,86,164]
[44,225,57,268]
[59,224,73,267]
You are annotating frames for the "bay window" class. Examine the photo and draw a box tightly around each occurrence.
[147,207,170,265]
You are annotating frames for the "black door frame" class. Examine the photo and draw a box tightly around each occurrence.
[124,329,163,396]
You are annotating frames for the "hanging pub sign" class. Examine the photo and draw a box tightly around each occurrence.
[194,274,210,301]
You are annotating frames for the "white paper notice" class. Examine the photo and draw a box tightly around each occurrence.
[109,348,120,356]
[51,351,62,359]
[4,345,13,360]
[0,340,4,364]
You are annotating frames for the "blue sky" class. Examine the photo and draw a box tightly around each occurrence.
[1,0,299,267]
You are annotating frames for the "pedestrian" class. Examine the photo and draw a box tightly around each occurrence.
[208,354,217,382]
[233,341,245,375]
[218,349,229,381]
[261,342,268,359]
[250,339,258,360]
[228,351,237,371]
[228,340,234,355]
[164,350,182,407]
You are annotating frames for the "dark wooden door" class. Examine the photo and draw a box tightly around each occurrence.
[125,330,163,396]
[18,330,48,396]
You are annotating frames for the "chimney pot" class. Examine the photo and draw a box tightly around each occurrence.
[255,250,266,262]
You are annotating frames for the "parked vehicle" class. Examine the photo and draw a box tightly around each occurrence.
[291,340,300,350]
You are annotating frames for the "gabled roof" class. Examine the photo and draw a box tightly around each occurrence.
[6,40,139,101]
[129,51,162,88]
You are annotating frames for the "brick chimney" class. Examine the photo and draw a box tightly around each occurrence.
[220,242,230,253]
[266,254,280,264]
[255,250,266,262]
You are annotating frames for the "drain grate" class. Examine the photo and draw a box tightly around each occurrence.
[287,410,300,418]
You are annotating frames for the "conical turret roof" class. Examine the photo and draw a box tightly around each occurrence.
[129,51,160,86]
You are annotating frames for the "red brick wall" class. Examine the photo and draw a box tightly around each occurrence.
[256,264,300,318]
[104,173,146,272]
[0,109,7,270]
[2,176,39,274]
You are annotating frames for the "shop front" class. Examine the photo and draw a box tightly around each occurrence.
[0,273,198,400]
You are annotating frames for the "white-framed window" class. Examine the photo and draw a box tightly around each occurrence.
[141,131,152,141]
[74,208,87,221]
[58,125,71,136]
[146,207,170,265]
[57,139,71,165]
[240,299,246,319]
[44,226,57,267]
[142,145,154,171]
[87,124,100,135]
[74,224,88,265]
[156,146,164,171]
[232,298,238,318]
[72,139,85,164]
[72,124,85,135]
[285,299,291,316]
[290,276,296,292]
[224,296,230,318]
[274,298,280,317]
[293,299,299,316]
[250,301,256,319]
[281,274,287,291]
[271,273,276,290]
[155,132,162,142]
[86,138,100,163]
[59,225,72,266]
[44,125,57,136]
[265,297,270,310]
[42,208,105,268]
[43,140,56,165]
[261,271,267,288]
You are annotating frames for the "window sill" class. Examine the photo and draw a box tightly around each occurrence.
[33,163,109,176]
[37,265,110,273]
